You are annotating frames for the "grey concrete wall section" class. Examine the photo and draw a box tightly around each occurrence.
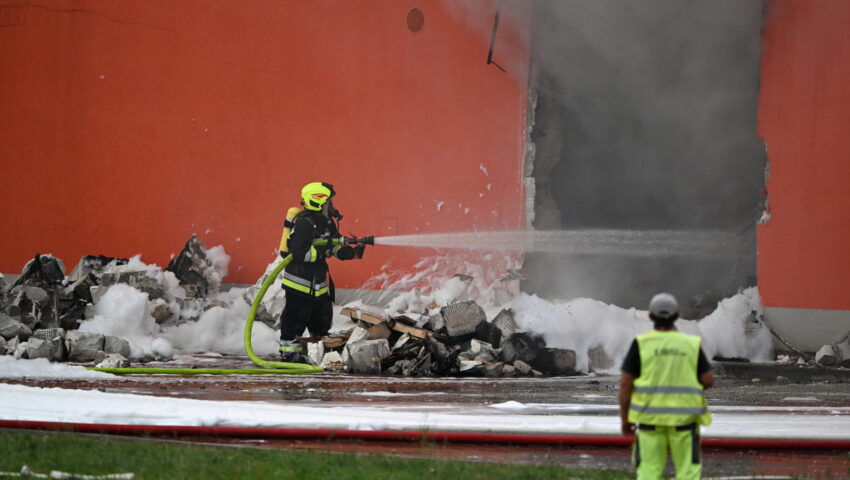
[766,307,850,353]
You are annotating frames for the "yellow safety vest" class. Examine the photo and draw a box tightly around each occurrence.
[628,330,712,426]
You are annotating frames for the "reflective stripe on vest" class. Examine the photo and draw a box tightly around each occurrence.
[628,330,712,427]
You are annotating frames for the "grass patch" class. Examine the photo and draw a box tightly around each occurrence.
[0,430,632,480]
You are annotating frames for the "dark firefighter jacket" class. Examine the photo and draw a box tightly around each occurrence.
[281,210,339,298]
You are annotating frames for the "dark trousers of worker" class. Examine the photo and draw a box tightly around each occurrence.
[279,287,333,341]
[633,424,701,480]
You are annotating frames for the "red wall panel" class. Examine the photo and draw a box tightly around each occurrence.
[757,1,850,310]
[0,1,529,286]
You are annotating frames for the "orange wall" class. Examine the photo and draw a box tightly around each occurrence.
[0,1,529,286]
[757,1,850,310]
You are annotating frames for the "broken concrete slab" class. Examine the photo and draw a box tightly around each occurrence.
[534,348,578,376]
[514,359,533,375]
[68,255,129,283]
[490,309,518,344]
[0,313,32,341]
[65,331,105,362]
[12,285,49,306]
[13,254,65,288]
[344,339,390,373]
[32,328,66,361]
[307,341,325,365]
[101,269,165,299]
[816,345,837,366]
[484,361,505,377]
[166,234,214,297]
[441,301,486,342]
[320,351,344,370]
[500,332,545,365]
[104,336,131,358]
[25,337,53,360]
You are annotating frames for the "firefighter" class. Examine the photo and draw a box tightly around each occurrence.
[278,182,365,362]
[619,293,715,480]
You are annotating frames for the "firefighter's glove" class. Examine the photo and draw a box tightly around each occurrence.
[335,246,357,261]
[353,245,366,259]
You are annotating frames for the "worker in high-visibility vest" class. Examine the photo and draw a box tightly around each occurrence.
[619,293,715,480]
[277,182,365,362]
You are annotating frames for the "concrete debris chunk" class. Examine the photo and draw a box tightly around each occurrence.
[441,301,486,342]
[65,331,105,362]
[95,352,130,368]
[4,337,19,356]
[25,337,52,360]
[68,255,129,283]
[484,361,505,377]
[344,339,390,373]
[320,351,344,370]
[426,311,446,332]
[490,309,518,344]
[150,299,173,325]
[514,359,532,375]
[459,358,483,372]
[104,336,131,358]
[307,341,325,365]
[534,348,579,376]
[500,332,545,365]
[166,234,216,297]
[347,325,370,345]
[0,313,32,341]
[101,269,165,299]
[815,345,837,366]
[32,328,66,361]
[14,254,65,288]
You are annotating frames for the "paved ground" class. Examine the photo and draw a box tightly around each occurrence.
[4,355,850,479]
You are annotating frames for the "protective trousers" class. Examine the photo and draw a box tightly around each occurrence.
[279,287,333,341]
[633,424,701,480]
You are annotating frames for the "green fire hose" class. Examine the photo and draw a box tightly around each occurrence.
[92,235,372,376]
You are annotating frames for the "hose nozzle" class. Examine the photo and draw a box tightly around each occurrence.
[343,235,375,246]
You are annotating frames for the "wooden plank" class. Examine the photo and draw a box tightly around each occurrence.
[340,307,387,326]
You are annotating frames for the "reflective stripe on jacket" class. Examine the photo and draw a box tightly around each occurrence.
[628,330,712,427]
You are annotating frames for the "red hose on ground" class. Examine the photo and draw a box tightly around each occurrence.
[1,420,848,450]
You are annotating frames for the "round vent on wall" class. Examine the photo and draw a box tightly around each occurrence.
[407,8,424,32]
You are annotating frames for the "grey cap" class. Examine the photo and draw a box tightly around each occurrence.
[649,293,679,320]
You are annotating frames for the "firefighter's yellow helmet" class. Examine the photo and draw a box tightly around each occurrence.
[301,182,335,211]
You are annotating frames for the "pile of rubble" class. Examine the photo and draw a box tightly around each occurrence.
[307,300,586,377]
[0,235,225,368]
[1,236,590,377]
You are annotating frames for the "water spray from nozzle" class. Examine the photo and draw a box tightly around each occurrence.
[372,229,741,257]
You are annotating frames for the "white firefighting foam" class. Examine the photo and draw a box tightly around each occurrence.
[47,245,773,370]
